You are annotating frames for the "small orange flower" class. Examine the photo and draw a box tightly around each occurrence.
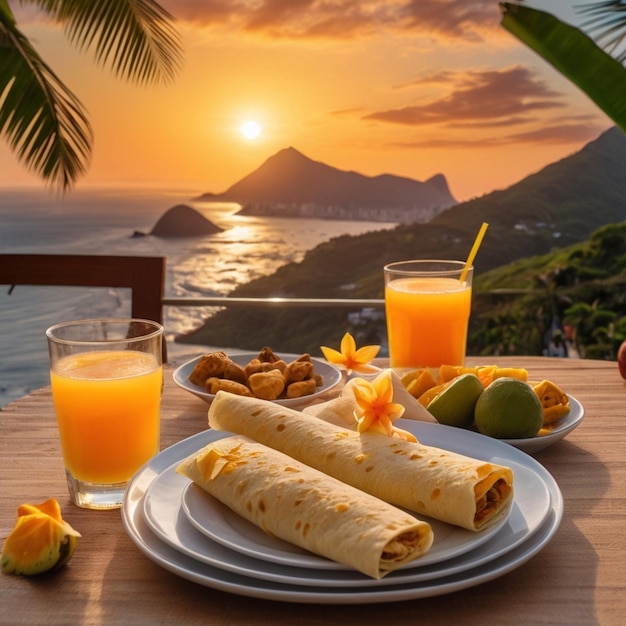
[351,370,416,442]
[320,332,380,374]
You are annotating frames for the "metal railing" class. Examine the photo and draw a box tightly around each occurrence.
[161,296,385,309]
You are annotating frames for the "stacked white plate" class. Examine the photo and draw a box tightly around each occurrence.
[121,419,564,604]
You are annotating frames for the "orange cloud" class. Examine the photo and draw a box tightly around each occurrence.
[164,0,500,40]
[387,122,605,149]
[505,123,604,145]
[400,0,499,41]
[364,66,565,127]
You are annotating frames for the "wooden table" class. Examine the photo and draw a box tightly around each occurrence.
[1,356,625,625]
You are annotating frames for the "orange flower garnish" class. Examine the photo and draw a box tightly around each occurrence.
[351,370,416,442]
[320,332,380,375]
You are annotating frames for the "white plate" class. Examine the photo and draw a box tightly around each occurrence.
[142,454,548,588]
[180,476,516,571]
[123,422,563,602]
[173,352,342,407]
[503,395,584,453]
[126,489,560,603]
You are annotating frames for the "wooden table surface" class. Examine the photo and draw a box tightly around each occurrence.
[1,356,625,625]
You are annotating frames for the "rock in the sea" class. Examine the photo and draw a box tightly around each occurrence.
[150,204,223,238]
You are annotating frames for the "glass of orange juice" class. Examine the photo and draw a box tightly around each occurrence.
[384,260,473,369]
[46,319,163,509]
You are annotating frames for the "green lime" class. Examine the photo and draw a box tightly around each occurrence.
[474,377,543,439]
[426,373,484,429]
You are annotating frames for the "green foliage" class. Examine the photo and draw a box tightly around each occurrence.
[0,4,93,189]
[470,221,626,360]
[0,1,182,189]
[501,2,626,133]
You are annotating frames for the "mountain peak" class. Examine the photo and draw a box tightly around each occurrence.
[250,146,324,179]
[277,146,307,158]
[194,147,457,221]
[425,173,453,197]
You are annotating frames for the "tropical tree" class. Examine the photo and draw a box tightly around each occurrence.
[501,1,626,132]
[0,0,182,190]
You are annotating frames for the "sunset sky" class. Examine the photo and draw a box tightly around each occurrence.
[0,1,613,202]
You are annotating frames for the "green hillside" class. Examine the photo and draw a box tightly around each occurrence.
[177,128,626,359]
[470,221,626,360]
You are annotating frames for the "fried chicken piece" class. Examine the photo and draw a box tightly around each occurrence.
[223,361,248,385]
[245,359,286,377]
[189,352,231,386]
[248,370,285,400]
[286,378,317,398]
[205,377,252,397]
[257,346,281,363]
[284,359,314,384]
[269,359,287,373]
[244,359,265,377]
[191,348,322,401]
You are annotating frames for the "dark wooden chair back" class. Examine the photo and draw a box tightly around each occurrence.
[0,254,167,360]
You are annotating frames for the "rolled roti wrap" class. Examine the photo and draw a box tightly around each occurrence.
[208,392,514,531]
[176,435,434,579]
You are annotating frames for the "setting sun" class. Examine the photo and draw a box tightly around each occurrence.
[240,120,262,140]
[0,2,610,201]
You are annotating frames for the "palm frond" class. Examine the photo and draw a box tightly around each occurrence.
[500,2,626,133]
[578,0,626,63]
[0,7,93,190]
[28,0,183,85]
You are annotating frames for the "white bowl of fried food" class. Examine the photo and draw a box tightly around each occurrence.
[173,348,343,407]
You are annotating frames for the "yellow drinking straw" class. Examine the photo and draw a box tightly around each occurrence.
[460,222,489,282]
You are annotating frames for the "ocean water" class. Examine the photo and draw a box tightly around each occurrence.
[0,188,395,407]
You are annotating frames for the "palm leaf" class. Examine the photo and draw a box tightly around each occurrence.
[500,2,626,133]
[579,0,626,63]
[28,0,183,85]
[0,4,93,189]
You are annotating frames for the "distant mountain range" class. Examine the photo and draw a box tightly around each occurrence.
[194,147,457,223]
[179,126,626,354]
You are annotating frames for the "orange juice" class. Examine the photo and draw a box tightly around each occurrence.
[385,276,471,368]
[50,350,162,484]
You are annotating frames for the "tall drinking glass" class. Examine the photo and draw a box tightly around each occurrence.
[384,260,473,369]
[46,319,163,509]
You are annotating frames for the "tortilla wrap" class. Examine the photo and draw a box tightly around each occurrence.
[208,392,514,531]
[176,435,434,579]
